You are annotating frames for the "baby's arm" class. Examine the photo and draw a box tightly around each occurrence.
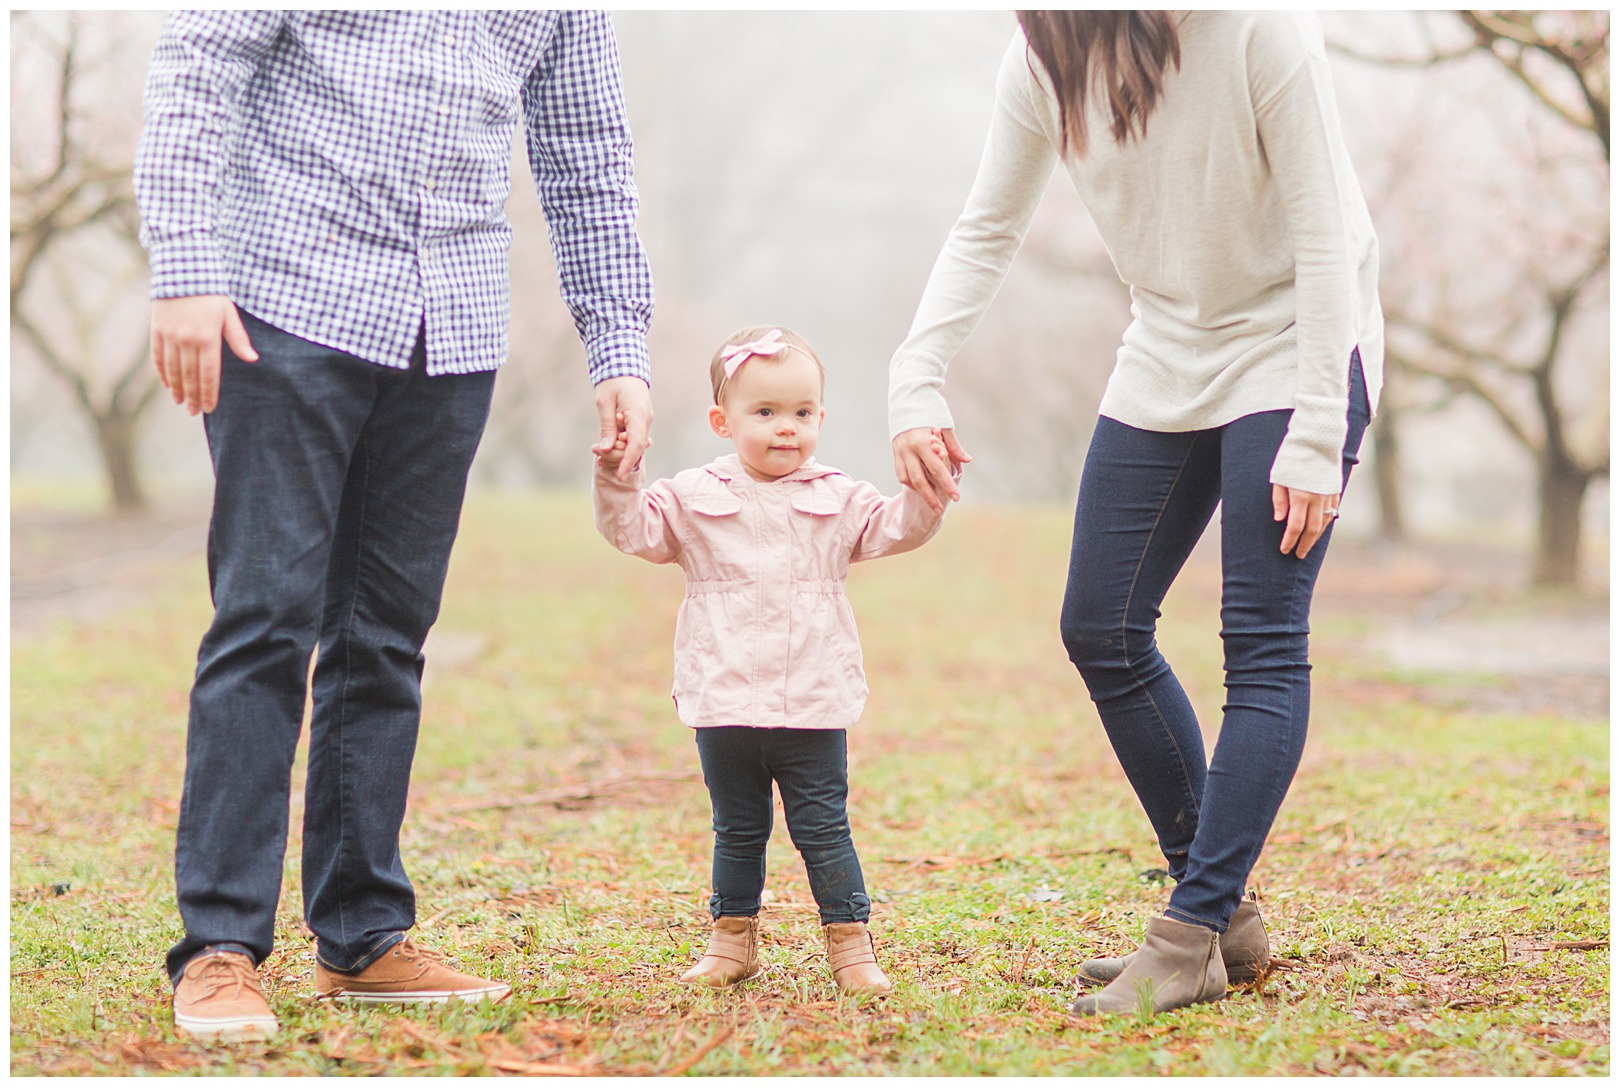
[592,446,682,564]
[849,443,961,562]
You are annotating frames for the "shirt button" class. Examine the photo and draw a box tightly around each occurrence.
[424,179,437,191]
[438,103,450,115]
[444,34,455,46]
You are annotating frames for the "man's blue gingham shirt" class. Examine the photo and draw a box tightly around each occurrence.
[134,10,654,382]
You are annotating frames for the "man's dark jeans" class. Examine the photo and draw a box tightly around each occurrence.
[1060,351,1371,933]
[694,727,872,926]
[166,312,495,985]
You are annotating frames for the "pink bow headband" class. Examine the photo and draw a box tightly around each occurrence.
[719,328,797,381]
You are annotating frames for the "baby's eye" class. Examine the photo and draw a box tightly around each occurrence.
[755,408,773,418]
[797,409,813,418]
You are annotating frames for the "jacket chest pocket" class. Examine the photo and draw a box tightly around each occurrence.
[787,482,846,581]
[686,477,752,581]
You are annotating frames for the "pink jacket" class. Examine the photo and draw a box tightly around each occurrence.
[593,454,946,729]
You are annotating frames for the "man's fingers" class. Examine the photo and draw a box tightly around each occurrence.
[614,396,653,479]
[618,417,651,480]
[221,304,258,363]
[159,337,183,401]
[178,342,203,415]
[592,399,619,453]
[151,327,171,390]
[1271,484,1288,523]
[198,342,222,414]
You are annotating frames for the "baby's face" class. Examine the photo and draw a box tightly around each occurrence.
[709,351,826,482]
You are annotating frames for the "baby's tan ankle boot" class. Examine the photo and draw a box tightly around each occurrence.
[680,916,761,987]
[823,922,893,995]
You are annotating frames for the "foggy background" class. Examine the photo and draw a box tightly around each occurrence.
[10,11,1611,581]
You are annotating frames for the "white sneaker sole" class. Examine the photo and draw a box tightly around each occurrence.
[174,1012,279,1044]
[321,982,511,1006]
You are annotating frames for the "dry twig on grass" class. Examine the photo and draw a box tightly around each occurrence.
[440,773,701,813]
[659,1025,734,1077]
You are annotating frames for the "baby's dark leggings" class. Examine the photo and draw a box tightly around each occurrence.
[694,726,871,925]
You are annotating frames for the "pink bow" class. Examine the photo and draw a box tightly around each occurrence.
[720,328,788,379]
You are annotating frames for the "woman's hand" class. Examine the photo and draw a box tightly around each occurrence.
[1272,484,1340,559]
[893,426,972,514]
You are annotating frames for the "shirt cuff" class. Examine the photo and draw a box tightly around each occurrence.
[586,327,652,386]
[146,233,231,299]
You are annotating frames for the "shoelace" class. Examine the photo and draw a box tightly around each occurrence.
[395,937,447,965]
[194,954,262,1002]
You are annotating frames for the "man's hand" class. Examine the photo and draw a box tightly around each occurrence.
[595,411,630,471]
[593,375,653,480]
[893,426,971,514]
[1273,484,1339,559]
[150,295,258,415]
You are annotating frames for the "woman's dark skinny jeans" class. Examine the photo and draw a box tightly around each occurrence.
[695,727,872,926]
[1060,352,1370,933]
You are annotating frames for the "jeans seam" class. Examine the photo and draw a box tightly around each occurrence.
[331,440,374,956]
[1119,435,1204,819]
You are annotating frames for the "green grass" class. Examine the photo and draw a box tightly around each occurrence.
[10,491,1609,1075]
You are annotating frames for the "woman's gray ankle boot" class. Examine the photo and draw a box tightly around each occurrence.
[1078,890,1269,987]
[1069,916,1226,1017]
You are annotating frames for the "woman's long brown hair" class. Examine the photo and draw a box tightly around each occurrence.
[1015,11,1182,157]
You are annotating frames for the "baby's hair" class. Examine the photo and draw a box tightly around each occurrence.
[709,325,825,404]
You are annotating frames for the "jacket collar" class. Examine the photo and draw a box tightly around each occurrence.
[702,453,843,485]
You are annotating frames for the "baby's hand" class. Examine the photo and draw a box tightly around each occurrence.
[595,411,631,469]
[930,428,962,479]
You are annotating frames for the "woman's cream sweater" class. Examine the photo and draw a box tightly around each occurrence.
[889,12,1382,494]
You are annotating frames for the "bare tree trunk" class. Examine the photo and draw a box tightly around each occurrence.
[91,409,147,515]
[1369,401,1406,541]
[1532,457,1590,587]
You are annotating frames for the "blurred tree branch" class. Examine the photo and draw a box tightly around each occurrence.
[1385,232,1608,585]
[1334,10,1609,586]
[1333,10,1608,160]
[10,11,159,513]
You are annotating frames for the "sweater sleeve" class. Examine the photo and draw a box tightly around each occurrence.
[888,32,1059,439]
[1250,14,1359,495]
[848,480,947,563]
[591,461,682,564]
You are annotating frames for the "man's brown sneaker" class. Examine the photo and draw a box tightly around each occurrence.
[314,936,510,1005]
[172,949,278,1043]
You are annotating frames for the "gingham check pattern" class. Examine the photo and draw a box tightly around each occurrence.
[134,10,653,381]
